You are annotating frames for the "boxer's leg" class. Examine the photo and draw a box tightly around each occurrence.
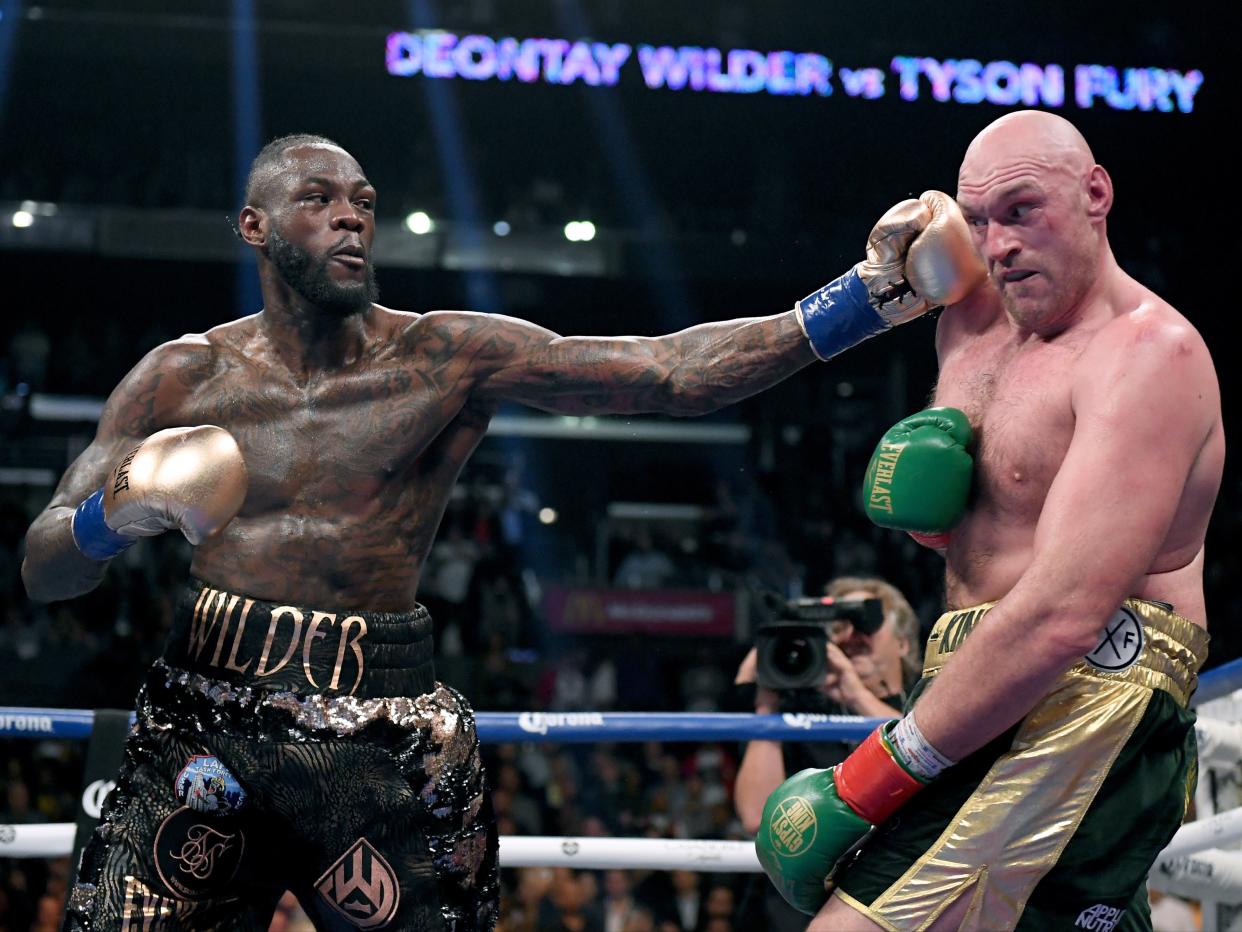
[261,684,498,931]
[66,685,283,930]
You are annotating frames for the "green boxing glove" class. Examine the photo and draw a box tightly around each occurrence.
[863,407,973,545]
[755,716,954,916]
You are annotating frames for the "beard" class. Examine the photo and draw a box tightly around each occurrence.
[266,229,378,316]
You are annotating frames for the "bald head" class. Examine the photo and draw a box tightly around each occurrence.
[959,110,1095,194]
[954,111,1114,332]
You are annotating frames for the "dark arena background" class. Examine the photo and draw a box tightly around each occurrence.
[0,1,1234,930]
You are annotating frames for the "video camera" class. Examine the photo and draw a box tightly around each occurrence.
[754,592,884,691]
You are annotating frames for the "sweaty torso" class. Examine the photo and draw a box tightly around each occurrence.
[160,307,491,610]
[932,288,1221,624]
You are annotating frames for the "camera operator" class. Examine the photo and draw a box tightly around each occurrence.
[733,577,922,931]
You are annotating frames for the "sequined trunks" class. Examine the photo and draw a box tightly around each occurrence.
[65,579,498,931]
[832,598,1208,932]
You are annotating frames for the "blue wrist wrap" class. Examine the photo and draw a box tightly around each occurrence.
[72,488,134,561]
[796,267,889,360]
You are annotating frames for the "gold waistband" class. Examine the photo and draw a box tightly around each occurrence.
[921,598,1209,707]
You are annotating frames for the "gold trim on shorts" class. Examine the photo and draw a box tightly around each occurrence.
[846,598,1208,931]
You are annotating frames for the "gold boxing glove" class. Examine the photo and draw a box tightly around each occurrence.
[796,191,986,360]
[72,426,248,560]
[906,191,988,307]
[859,190,986,325]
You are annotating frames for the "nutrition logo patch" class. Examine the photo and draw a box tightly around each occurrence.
[768,796,817,857]
[316,837,400,929]
[1076,903,1123,931]
[1085,607,1144,672]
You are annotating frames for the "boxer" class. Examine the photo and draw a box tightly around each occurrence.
[758,111,1223,932]
[23,134,980,929]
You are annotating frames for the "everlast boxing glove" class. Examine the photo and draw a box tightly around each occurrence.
[72,426,248,560]
[795,190,985,360]
[756,715,954,916]
[863,407,973,548]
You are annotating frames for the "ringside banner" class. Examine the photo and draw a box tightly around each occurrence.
[543,587,739,636]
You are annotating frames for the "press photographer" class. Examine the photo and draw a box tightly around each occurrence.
[733,576,923,931]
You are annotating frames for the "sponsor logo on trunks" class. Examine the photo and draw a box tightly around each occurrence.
[1075,903,1124,931]
[767,796,817,857]
[1085,607,1144,672]
[121,874,196,930]
[153,807,245,900]
[0,825,15,845]
[936,606,992,656]
[562,840,580,856]
[82,779,116,820]
[175,755,247,816]
[186,587,369,695]
[0,713,54,734]
[517,712,606,735]
[316,837,400,929]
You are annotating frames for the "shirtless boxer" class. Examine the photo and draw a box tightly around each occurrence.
[21,134,981,930]
[757,111,1224,931]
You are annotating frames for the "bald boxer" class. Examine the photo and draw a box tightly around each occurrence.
[22,134,981,930]
[758,111,1223,931]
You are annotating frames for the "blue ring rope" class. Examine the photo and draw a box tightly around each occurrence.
[5,656,1240,742]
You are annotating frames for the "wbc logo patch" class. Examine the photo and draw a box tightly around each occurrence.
[316,837,400,928]
[1085,607,1144,672]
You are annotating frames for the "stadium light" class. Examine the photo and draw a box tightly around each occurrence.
[404,211,434,235]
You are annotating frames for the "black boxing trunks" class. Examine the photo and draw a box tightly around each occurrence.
[64,578,498,931]
[833,598,1207,932]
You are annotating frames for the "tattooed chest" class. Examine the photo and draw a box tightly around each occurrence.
[173,374,462,512]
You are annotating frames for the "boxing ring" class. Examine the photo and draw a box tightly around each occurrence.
[6,657,1242,900]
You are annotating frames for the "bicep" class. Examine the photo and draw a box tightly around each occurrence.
[473,316,670,414]
[1025,326,1215,603]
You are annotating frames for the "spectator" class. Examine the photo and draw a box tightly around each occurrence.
[732,576,922,931]
[614,528,677,590]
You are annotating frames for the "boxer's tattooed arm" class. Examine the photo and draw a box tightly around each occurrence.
[468,311,817,415]
[22,340,214,602]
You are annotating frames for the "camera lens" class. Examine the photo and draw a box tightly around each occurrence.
[773,636,814,677]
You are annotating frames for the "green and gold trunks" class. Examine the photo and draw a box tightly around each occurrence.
[835,598,1208,932]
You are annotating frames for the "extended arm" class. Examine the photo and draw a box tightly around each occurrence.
[912,314,1220,760]
[470,192,983,416]
[474,310,817,416]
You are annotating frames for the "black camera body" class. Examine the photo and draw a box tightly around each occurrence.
[754,595,883,691]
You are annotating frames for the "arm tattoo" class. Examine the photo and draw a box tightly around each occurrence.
[475,310,817,416]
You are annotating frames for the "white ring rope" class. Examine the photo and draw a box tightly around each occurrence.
[1153,806,1242,860]
[0,823,74,859]
[0,824,762,871]
[6,811,1242,875]
[499,836,761,872]
[1150,848,1242,901]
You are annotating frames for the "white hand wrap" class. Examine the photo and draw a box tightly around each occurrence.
[891,713,956,780]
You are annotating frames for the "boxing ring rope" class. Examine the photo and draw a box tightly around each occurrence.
[0,709,882,743]
[5,656,1242,891]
